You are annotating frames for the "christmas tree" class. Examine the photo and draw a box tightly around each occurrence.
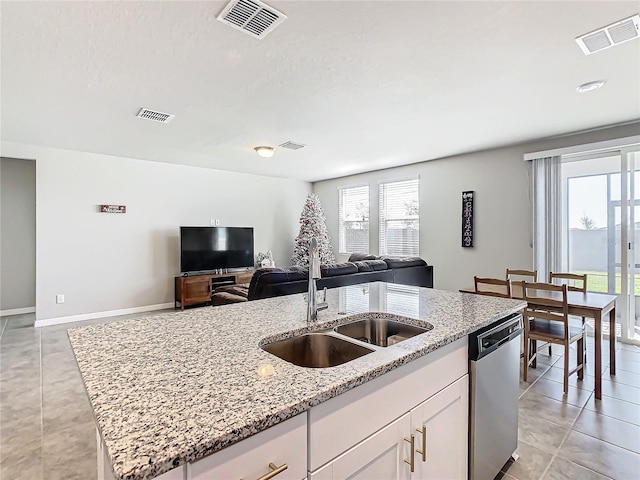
[291,193,336,266]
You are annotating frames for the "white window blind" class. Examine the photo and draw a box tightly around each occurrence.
[339,185,370,254]
[379,178,419,256]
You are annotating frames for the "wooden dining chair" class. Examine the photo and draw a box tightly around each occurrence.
[547,272,588,356]
[521,281,585,393]
[473,276,512,298]
[506,269,538,282]
[548,272,587,293]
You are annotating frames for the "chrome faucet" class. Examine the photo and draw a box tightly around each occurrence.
[307,237,328,322]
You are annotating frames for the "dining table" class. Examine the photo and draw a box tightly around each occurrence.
[459,283,618,400]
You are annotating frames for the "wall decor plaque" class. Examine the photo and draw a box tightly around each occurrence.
[462,191,474,247]
[100,204,126,213]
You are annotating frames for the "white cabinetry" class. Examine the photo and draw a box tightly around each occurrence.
[309,414,412,480]
[411,376,468,479]
[187,413,307,480]
[308,338,468,480]
[308,375,468,480]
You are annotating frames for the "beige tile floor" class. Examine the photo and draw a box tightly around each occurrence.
[1,312,640,480]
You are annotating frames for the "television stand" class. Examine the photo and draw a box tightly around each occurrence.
[174,270,254,311]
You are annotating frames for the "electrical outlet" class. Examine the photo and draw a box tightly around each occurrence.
[210,219,221,226]
[56,294,65,304]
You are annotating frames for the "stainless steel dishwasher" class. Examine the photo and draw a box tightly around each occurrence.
[469,313,523,480]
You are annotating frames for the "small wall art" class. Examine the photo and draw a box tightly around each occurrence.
[99,204,126,213]
[462,191,474,247]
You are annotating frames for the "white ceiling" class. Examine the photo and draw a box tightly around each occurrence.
[1,1,639,182]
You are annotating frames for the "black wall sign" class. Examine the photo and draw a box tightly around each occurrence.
[462,191,474,248]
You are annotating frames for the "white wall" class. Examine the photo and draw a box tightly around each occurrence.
[0,141,311,322]
[313,122,640,292]
[1,157,36,312]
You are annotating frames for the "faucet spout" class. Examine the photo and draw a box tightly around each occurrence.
[307,238,324,322]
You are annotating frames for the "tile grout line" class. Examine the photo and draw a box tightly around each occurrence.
[538,386,594,480]
[538,343,637,479]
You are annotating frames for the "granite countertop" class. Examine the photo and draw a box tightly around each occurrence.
[68,282,526,480]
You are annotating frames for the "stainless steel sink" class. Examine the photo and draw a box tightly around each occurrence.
[335,317,432,347]
[262,333,375,368]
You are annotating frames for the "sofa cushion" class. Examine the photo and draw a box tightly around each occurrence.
[288,265,309,276]
[212,292,248,306]
[257,268,308,284]
[366,259,388,271]
[214,285,248,298]
[353,259,388,272]
[321,262,359,277]
[348,253,377,262]
[380,256,427,269]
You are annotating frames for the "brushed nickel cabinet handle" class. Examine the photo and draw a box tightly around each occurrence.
[255,462,288,480]
[403,435,415,472]
[416,426,427,462]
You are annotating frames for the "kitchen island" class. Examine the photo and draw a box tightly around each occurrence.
[68,283,525,480]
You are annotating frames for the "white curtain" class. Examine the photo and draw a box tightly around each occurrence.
[533,156,561,281]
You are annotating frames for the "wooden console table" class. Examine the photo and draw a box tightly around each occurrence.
[175,270,254,310]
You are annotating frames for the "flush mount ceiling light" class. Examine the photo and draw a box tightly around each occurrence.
[254,146,275,158]
[576,80,606,93]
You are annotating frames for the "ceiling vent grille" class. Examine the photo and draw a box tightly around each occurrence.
[136,108,175,124]
[576,14,639,55]
[217,0,286,39]
[279,141,306,150]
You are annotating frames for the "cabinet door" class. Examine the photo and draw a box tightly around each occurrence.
[309,413,412,480]
[411,375,468,480]
[184,277,211,303]
[188,414,306,480]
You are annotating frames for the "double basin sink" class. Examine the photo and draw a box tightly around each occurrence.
[262,316,434,368]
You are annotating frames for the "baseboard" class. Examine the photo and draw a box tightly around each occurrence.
[34,302,174,328]
[0,306,36,317]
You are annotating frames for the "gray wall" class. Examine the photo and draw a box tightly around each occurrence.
[2,141,311,321]
[313,122,640,292]
[1,157,36,311]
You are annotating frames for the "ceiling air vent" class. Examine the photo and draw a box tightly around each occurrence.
[136,108,175,124]
[576,14,640,55]
[217,0,286,39]
[279,141,306,150]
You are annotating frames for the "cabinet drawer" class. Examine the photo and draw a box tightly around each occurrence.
[308,337,467,471]
[187,413,307,480]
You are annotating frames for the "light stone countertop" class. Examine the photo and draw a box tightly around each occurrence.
[68,283,526,480]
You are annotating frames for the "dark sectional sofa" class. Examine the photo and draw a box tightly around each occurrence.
[211,254,433,306]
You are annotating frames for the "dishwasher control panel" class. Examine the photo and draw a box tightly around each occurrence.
[469,313,522,361]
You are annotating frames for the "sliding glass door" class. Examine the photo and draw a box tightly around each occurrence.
[561,148,640,343]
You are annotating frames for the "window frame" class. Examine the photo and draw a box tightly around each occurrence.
[338,184,370,254]
[378,177,420,256]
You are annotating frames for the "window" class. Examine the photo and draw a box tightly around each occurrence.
[339,185,369,253]
[379,178,419,256]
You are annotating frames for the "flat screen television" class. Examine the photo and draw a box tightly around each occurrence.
[180,226,254,273]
